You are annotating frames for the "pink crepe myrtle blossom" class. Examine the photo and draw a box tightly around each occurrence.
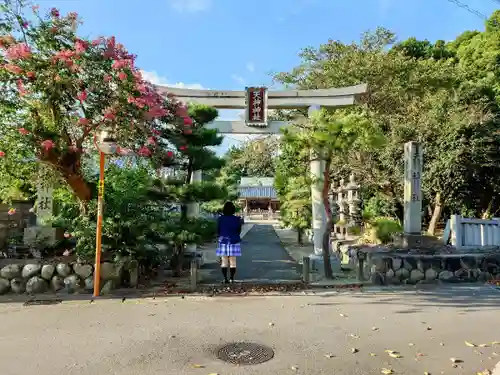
[6,43,31,60]
[7,208,16,216]
[41,139,55,151]
[104,111,116,120]
[16,80,27,96]
[26,71,35,79]
[50,8,60,17]
[176,105,188,118]
[137,146,151,157]
[104,74,112,82]
[4,64,23,74]
[147,136,156,145]
[74,39,88,54]
[78,117,89,126]
[166,151,174,158]
[118,71,127,81]
[18,128,29,135]
[183,117,193,126]
[179,145,187,151]
[77,90,87,102]
[0,151,5,157]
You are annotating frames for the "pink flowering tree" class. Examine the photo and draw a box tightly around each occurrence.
[0,1,190,203]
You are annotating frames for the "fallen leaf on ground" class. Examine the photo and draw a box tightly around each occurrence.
[350,334,360,339]
[424,372,430,375]
[372,327,379,331]
[450,357,462,363]
[479,344,489,348]
[492,341,500,345]
[385,350,397,354]
[381,368,394,374]
[269,322,275,327]
[416,353,425,357]
[465,341,477,347]
[408,343,415,346]
[352,348,359,353]
[426,327,432,331]
[192,364,205,368]
[477,370,492,375]
[389,353,403,358]
[291,366,299,371]
[208,373,219,375]
[370,353,377,357]
[340,313,347,317]
[324,354,335,358]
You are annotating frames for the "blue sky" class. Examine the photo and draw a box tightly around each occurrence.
[39,0,498,153]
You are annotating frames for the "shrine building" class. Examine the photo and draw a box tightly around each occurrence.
[238,177,280,213]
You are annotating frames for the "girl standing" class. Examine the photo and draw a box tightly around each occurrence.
[216,202,243,283]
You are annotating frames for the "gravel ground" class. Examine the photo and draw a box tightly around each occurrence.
[0,284,499,375]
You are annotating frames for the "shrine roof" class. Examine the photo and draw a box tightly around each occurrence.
[239,177,274,187]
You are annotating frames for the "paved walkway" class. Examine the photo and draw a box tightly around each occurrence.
[2,285,500,375]
[200,224,301,283]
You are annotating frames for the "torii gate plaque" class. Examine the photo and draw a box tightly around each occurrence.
[155,83,368,268]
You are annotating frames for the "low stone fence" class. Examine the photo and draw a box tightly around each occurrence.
[368,252,500,285]
[0,259,138,295]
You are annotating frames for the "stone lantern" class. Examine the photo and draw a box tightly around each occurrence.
[346,174,362,227]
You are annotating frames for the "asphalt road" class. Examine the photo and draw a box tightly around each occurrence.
[1,284,499,375]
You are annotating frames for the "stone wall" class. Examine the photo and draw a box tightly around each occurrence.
[0,260,138,295]
[368,253,500,285]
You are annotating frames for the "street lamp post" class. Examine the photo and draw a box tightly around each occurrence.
[92,127,117,297]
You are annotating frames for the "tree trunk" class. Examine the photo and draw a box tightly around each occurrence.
[482,199,493,219]
[297,228,303,245]
[321,157,333,279]
[427,192,442,236]
[63,172,93,202]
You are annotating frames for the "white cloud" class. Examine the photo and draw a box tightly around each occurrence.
[168,0,212,13]
[246,62,255,73]
[141,70,206,90]
[231,74,246,86]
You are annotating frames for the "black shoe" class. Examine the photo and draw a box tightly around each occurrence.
[222,279,229,284]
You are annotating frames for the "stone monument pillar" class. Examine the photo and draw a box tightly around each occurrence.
[24,184,57,247]
[403,141,423,246]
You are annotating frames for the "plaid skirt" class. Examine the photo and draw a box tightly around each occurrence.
[216,237,242,257]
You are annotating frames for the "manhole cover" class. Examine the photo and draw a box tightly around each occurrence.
[216,342,274,365]
[24,299,62,306]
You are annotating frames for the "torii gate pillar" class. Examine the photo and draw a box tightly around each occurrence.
[155,84,368,263]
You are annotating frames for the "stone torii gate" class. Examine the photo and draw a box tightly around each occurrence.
[155,84,368,264]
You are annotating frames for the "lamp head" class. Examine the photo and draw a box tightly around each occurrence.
[97,127,117,155]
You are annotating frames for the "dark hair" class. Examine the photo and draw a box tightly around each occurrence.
[222,201,236,216]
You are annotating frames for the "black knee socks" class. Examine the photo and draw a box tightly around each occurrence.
[221,267,228,281]
[230,267,236,280]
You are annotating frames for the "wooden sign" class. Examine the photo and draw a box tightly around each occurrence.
[245,87,268,127]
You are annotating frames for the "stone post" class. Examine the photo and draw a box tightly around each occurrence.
[346,174,362,227]
[403,141,423,246]
[186,170,202,255]
[308,105,326,256]
[310,150,326,256]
